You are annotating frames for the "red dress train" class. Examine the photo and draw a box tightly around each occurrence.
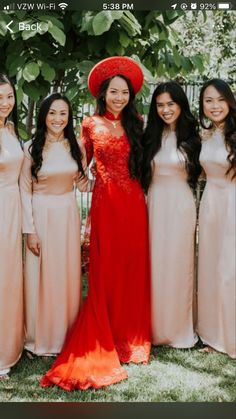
[40,115,151,390]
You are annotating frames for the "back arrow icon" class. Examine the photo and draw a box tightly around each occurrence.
[6,20,13,33]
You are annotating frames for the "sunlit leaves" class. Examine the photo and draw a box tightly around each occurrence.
[48,25,66,46]
[23,62,40,82]
[92,11,123,35]
[41,62,56,82]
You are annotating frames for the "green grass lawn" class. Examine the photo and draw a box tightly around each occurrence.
[1,343,235,402]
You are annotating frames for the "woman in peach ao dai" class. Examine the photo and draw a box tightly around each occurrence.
[0,74,24,379]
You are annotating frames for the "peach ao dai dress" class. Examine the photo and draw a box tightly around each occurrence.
[20,138,89,356]
[0,123,24,374]
[197,128,236,358]
[148,131,198,348]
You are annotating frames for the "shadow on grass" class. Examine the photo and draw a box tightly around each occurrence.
[151,341,235,379]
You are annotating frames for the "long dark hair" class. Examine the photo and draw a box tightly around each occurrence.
[142,81,202,193]
[199,78,236,179]
[96,74,143,181]
[29,93,85,180]
[0,73,19,138]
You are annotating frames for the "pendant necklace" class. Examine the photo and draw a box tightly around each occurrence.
[103,116,121,129]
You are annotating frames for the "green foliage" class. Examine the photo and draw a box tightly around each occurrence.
[41,62,56,83]
[171,11,236,80]
[92,11,123,35]
[23,62,40,82]
[48,24,65,45]
[0,10,208,138]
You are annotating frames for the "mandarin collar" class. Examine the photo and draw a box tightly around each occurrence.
[104,110,121,121]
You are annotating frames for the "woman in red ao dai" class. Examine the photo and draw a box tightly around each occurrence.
[41,56,151,391]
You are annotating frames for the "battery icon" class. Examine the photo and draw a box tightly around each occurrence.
[217,3,230,8]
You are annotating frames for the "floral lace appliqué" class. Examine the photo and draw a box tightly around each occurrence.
[81,117,140,204]
[116,341,151,364]
[40,366,128,391]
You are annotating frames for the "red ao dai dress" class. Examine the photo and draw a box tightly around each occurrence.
[0,123,24,374]
[197,128,236,358]
[20,137,89,356]
[148,131,198,348]
[40,113,151,390]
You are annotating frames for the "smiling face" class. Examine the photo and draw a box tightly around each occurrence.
[0,83,15,124]
[203,85,230,126]
[156,92,181,130]
[105,76,130,117]
[45,99,69,138]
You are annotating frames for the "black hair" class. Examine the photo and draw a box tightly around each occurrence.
[0,73,19,138]
[199,78,236,179]
[142,81,202,193]
[29,93,85,180]
[96,74,143,181]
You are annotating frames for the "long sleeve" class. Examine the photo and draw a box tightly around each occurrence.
[19,141,36,234]
[81,117,94,166]
[75,138,94,193]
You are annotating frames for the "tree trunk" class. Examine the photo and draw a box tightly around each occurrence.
[26,98,35,135]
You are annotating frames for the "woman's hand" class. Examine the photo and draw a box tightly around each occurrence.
[27,233,41,256]
[90,162,97,177]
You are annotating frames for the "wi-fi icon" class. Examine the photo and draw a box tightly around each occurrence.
[58,3,68,10]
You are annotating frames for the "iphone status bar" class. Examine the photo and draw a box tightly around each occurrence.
[1,1,235,11]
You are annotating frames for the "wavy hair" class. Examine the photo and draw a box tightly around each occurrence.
[29,93,85,181]
[0,74,19,138]
[96,74,143,181]
[141,81,202,193]
[199,78,236,179]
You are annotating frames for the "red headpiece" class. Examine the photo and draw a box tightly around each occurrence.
[88,56,144,97]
